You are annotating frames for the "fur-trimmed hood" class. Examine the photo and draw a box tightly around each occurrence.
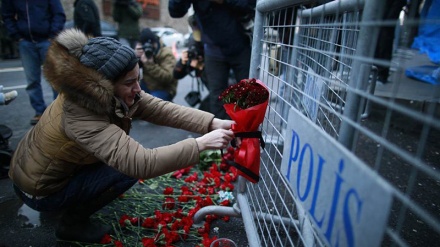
[43,29,115,115]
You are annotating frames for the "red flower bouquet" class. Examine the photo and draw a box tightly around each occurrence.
[219,78,269,183]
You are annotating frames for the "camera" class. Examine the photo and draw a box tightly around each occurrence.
[187,43,203,62]
[143,42,154,59]
[187,45,199,61]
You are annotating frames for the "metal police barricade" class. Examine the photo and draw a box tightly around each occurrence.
[194,0,440,246]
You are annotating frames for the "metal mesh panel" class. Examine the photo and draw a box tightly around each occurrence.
[243,0,440,246]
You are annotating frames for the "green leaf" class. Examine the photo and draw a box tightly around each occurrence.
[148,181,159,190]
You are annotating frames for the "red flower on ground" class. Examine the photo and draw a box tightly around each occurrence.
[100,233,112,244]
[119,214,130,227]
[220,182,234,191]
[219,162,230,171]
[114,240,124,247]
[171,166,192,178]
[109,149,238,246]
[203,196,214,207]
[142,217,156,228]
[162,197,176,210]
[202,235,217,247]
[178,194,189,202]
[163,187,174,195]
[173,208,184,218]
[142,237,156,247]
[184,172,198,183]
[129,216,139,225]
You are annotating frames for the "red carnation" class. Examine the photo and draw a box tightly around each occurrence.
[163,187,174,195]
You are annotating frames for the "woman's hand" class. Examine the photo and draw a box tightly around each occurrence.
[196,129,234,151]
[209,118,235,131]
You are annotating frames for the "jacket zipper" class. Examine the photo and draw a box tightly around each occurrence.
[25,0,35,42]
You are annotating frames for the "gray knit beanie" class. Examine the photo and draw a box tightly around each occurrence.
[79,37,138,81]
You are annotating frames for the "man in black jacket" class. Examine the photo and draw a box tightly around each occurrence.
[169,0,256,119]
[1,0,66,125]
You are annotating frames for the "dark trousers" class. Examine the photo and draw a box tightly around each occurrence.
[204,47,252,119]
[374,0,407,81]
[14,163,137,212]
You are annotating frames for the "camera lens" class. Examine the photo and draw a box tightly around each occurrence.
[187,45,198,60]
[143,42,154,59]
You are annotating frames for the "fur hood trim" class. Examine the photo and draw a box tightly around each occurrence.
[44,29,115,115]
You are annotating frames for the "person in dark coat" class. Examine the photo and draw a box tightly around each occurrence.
[168,0,256,119]
[74,0,102,37]
[1,0,66,125]
[374,0,407,83]
[112,0,143,48]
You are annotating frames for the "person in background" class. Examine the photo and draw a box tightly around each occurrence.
[9,29,234,243]
[1,0,66,125]
[173,14,206,84]
[139,27,178,101]
[0,1,17,60]
[73,0,102,37]
[173,38,206,87]
[168,0,256,119]
[133,41,146,90]
[173,37,210,111]
[112,0,143,48]
[374,0,407,84]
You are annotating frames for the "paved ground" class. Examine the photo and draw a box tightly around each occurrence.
[0,56,246,247]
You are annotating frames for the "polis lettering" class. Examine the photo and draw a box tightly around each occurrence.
[284,130,364,247]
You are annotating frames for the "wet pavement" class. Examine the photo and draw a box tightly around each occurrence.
[0,57,247,247]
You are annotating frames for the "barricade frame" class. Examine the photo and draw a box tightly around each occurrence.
[194,0,440,246]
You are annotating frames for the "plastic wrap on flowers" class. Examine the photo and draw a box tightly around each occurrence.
[219,78,269,183]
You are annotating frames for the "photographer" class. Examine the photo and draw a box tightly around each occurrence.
[173,38,210,111]
[174,38,206,83]
[139,27,178,101]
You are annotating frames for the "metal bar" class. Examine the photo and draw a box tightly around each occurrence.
[257,0,308,13]
[237,177,262,247]
[254,212,299,227]
[300,0,364,17]
[192,205,241,226]
[338,0,383,147]
[249,2,265,79]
